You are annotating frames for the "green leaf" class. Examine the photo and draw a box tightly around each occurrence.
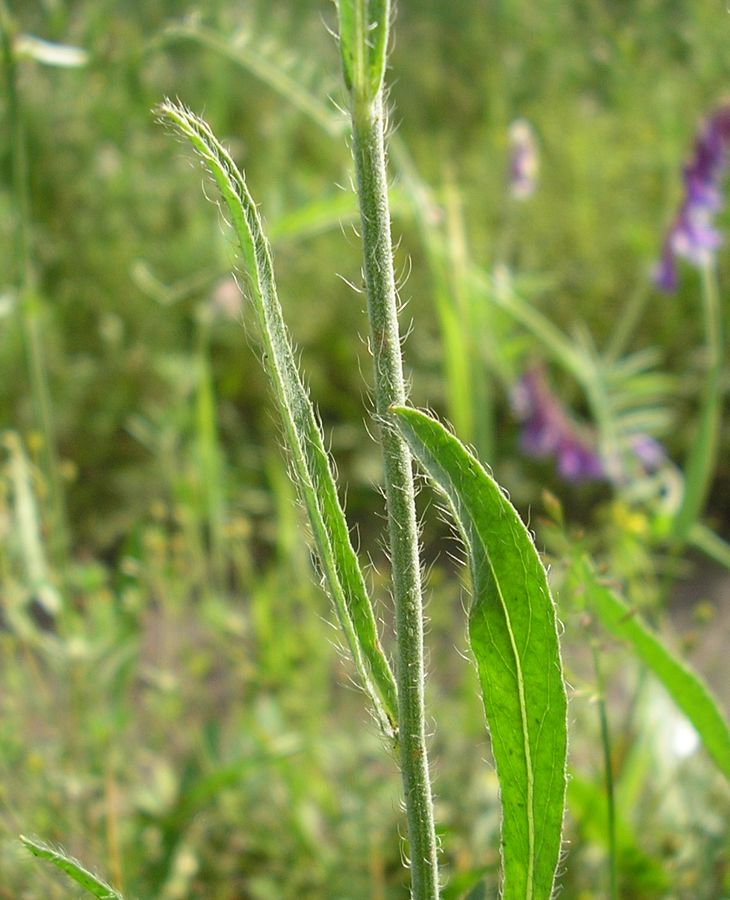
[569,556,730,780]
[336,0,390,101]
[391,406,567,900]
[20,836,124,899]
[689,522,730,571]
[158,101,398,740]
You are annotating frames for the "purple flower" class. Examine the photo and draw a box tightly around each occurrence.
[508,120,539,200]
[511,366,604,483]
[654,105,730,292]
[630,434,665,473]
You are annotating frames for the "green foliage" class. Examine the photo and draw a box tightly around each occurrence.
[157,100,398,739]
[336,0,390,101]
[2,1,730,896]
[393,406,567,899]
[21,836,125,900]
[569,556,730,780]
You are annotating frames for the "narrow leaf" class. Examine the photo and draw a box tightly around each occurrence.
[336,0,390,101]
[20,836,124,900]
[158,101,398,739]
[392,406,567,900]
[335,0,356,92]
[569,556,730,780]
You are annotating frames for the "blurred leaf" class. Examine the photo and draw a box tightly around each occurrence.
[392,405,567,900]
[689,523,730,571]
[567,775,670,896]
[270,187,411,243]
[569,556,730,780]
[4,432,61,623]
[441,866,494,900]
[20,836,124,899]
[15,34,88,67]
[154,21,343,137]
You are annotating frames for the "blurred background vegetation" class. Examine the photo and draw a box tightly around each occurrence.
[1,1,729,897]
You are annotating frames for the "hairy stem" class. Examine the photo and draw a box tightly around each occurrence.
[351,92,439,898]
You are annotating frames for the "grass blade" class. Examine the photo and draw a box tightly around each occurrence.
[569,556,730,780]
[157,101,398,739]
[20,836,125,899]
[392,405,567,900]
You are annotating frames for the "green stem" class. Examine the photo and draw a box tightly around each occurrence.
[591,642,618,900]
[1,4,69,569]
[194,315,226,596]
[604,283,650,362]
[351,93,439,899]
[673,261,724,541]
[689,522,730,571]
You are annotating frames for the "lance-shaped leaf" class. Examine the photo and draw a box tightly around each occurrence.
[569,555,730,780]
[20,836,124,900]
[336,0,390,101]
[158,101,398,739]
[391,405,567,900]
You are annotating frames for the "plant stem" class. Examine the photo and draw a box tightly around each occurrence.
[350,92,439,898]
[689,522,730,571]
[592,642,618,900]
[194,314,227,596]
[604,282,650,362]
[673,261,724,541]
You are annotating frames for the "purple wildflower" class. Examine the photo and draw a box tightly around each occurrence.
[630,434,665,473]
[508,120,539,200]
[654,105,730,292]
[511,366,604,483]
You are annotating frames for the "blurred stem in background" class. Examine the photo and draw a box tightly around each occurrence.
[604,282,652,363]
[673,261,724,543]
[591,641,618,900]
[389,141,498,466]
[441,168,495,464]
[193,309,227,597]
[0,3,69,571]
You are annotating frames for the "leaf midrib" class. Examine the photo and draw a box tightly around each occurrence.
[469,520,536,899]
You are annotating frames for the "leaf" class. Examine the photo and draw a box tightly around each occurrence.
[158,101,398,739]
[566,777,671,894]
[569,556,730,780]
[391,406,567,900]
[20,836,124,899]
[336,0,390,101]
